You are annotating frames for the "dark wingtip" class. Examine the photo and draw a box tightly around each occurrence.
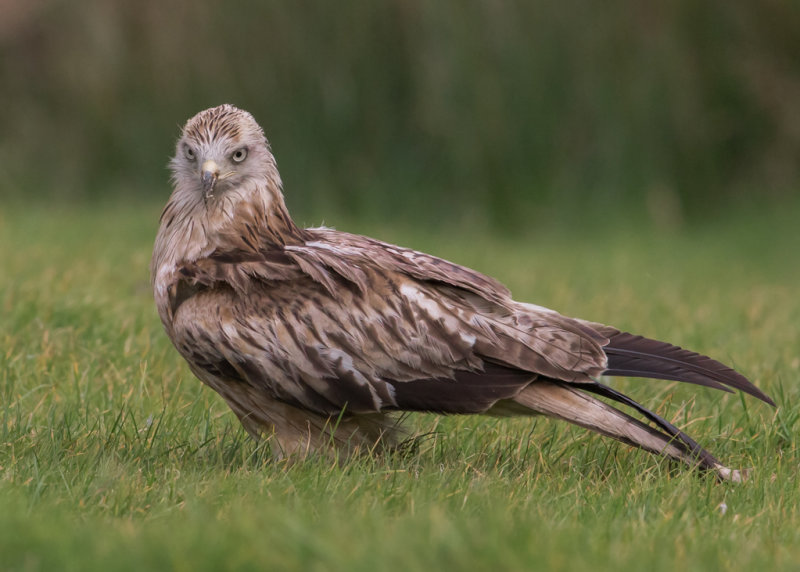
[754,388,777,408]
[602,331,776,407]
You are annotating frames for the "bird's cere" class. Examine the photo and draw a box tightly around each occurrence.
[201,159,219,197]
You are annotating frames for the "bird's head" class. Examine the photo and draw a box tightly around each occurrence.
[171,104,281,204]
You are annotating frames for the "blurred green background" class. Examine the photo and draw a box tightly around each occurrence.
[1,0,799,229]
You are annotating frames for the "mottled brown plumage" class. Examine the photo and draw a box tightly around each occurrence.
[152,105,773,480]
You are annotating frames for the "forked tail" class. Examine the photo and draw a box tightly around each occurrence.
[513,380,747,481]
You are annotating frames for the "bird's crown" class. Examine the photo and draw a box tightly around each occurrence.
[180,104,264,146]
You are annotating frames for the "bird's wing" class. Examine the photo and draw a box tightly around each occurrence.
[169,229,612,416]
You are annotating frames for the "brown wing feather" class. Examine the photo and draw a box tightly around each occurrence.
[171,229,774,422]
[168,233,612,418]
[306,228,513,303]
[386,363,536,414]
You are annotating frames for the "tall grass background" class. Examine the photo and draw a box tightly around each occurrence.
[2,1,799,227]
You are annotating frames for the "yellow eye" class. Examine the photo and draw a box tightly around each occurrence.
[232,148,248,163]
[184,145,196,161]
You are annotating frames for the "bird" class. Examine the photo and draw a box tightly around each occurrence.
[151,104,773,481]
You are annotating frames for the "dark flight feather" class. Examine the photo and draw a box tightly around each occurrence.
[601,330,775,406]
[387,363,535,414]
[574,381,719,468]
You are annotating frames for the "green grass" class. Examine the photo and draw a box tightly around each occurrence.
[1,199,798,571]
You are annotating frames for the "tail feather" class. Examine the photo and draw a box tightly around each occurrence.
[601,330,775,406]
[574,381,712,466]
[513,379,745,481]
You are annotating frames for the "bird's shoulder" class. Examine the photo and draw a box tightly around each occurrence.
[293,227,513,303]
[172,226,513,303]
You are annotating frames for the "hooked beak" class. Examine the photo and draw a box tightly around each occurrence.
[200,160,220,199]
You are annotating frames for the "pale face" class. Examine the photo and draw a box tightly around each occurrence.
[170,105,275,201]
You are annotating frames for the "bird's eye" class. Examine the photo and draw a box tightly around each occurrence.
[184,145,196,161]
[231,148,248,163]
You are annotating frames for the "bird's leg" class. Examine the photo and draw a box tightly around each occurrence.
[228,391,405,461]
